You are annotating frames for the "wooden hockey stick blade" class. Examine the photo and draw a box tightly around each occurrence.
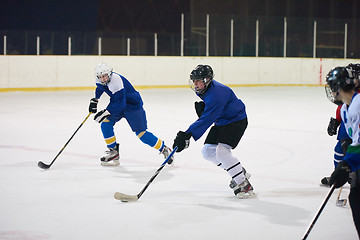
[114,192,139,202]
[335,187,347,207]
[336,199,347,207]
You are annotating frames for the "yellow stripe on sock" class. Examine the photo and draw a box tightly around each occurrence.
[137,131,146,138]
[154,139,163,150]
[105,136,116,145]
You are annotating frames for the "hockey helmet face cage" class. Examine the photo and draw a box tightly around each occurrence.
[326,67,355,93]
[189,65,214,94]
[95,63,113,85]
[325,84,343,105]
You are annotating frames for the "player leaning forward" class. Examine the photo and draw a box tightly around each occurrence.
[89,63,174,166]
[326,66,360,237]
[172,65,254,199]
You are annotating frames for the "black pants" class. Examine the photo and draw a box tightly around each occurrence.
[350,169,360,238]
[204,117,248,149]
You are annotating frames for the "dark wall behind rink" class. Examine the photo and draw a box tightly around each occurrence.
[0,0,358,32]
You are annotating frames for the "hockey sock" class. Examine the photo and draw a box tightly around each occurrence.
[101,121,117,149]
[202,144,223,167]
[216,143,245,185]
[136,131,164,151]
[333,141,344,168]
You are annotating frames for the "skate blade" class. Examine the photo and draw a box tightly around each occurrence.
[236,190,256,199]
[101,160,120,166]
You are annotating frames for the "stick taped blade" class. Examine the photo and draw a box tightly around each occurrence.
[114,192,138,202]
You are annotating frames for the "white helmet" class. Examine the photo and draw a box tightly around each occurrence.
[95,63,113,85]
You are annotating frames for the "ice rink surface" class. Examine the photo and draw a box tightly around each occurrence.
[0,86,358,240]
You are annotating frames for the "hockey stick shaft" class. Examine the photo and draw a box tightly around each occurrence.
[38,112,92,169]
[302,185,335,240]
[137,146,177,198]
[114,146,177,202]
[336,186,343,201]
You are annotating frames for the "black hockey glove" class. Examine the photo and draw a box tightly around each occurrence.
[89,98,98,113]
[327,117,340,136]
[194,101,205,118]
[173,131,192,152]
[328,161,351,188]
[94,109,111,123]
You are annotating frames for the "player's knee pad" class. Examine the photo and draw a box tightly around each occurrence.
[202,144,217,161]
[202,144,222,167]
[216,143,232,159]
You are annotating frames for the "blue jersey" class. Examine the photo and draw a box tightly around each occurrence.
[94,73,143,121]
[186,80,247,141]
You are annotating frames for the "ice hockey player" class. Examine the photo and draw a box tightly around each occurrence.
[326,66,360,237]
[172,64,254,199]
[89,63,174,166]
[321,63,360,186]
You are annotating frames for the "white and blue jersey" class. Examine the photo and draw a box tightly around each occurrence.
[341,92,360,171]
[93,72,165,151]
[186,80,247,141]
[95,73,144,124]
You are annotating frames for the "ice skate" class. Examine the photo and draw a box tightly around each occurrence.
[242,167,251,179]
[231,178,255,199]
[320,176,331,187]
[160,145,174,165]
[101,143,120,166]
[229,168,251,189]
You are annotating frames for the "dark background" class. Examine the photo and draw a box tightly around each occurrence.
[1,0,358,33]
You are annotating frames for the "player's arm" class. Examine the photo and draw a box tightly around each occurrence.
[89,84,105,113]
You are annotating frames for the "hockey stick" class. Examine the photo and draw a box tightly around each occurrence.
[114,146,178,202]
[302,185,335,240]
[38,112,92,169]
[336,186,347,207]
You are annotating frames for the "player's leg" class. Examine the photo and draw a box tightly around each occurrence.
[100,119,120,166]
[321,141,344,186]
[125,108,174,163]
[217,118,253,198]
[321,123,351,186]
[202,143,221,166]
[349,170,360,238]
[202,143,250,178]
[203,118,253,198]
